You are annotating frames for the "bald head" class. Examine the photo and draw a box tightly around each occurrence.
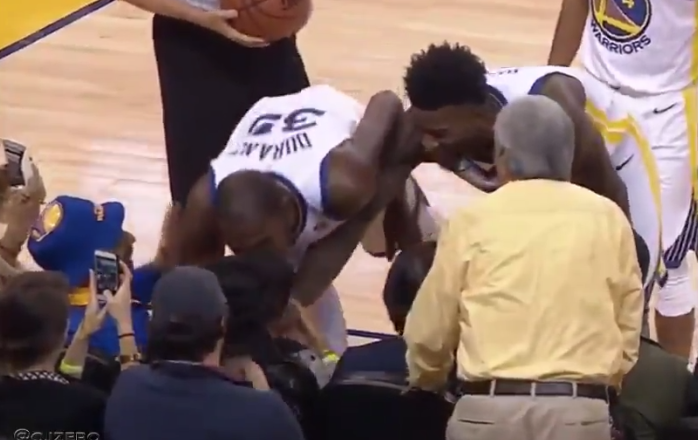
[494,95,575,182]
[216,170,287,227]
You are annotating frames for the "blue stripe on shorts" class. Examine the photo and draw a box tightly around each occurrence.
[664,198,698,269]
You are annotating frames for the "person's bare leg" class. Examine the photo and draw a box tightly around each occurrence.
[655,311,695,359]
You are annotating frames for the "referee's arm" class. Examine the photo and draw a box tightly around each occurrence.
[119,0,209,24]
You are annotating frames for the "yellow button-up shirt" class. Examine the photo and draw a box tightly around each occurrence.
[404,180,644,391]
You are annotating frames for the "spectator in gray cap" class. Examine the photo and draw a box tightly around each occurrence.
[147,266,228,364]
[105,266,306,440]
[404,94,643,440]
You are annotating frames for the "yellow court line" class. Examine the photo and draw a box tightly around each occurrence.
[0,0,113,60]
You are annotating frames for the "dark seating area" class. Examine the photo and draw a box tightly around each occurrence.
[312,372,452,440]
[320,331,698,440]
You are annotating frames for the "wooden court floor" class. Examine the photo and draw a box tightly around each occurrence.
[0,0,696,346]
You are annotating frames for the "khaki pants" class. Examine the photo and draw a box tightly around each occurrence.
[360,174,442,256]
[447,395,612,440]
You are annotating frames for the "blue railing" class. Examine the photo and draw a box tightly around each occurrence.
[347,329,391,340]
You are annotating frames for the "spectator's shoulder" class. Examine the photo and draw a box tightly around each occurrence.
[17,377,107,406]
[247,390,305,440]
[109,363,158,398]
[115,362,149,379]
[62,382,107,431]
[440,204,481,233]
[12,380,107,433]
[62,380,108,402]
[110,362,141,382]
[569,182,625,213]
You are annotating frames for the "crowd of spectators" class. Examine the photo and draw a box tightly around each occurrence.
[1,101,698,440]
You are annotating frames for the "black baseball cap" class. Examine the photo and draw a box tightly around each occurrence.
[151,266,228,328]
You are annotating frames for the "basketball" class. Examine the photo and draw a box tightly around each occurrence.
[221,0,313,42]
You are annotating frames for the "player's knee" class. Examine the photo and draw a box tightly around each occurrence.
[656,257,696,317]
[360,176,441,259]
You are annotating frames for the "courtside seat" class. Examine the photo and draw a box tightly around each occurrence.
[659,364,698,440]
[659,417,698,440]
[310,372,452,440]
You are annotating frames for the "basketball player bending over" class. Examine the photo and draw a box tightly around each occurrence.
[176,85,429,355]
[403,43,663,297]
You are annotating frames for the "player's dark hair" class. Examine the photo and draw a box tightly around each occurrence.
[205,251,294,362]
[382,241,436,334]
[404,42,488,110]
[0,271,70,372]
[215,170,288,227]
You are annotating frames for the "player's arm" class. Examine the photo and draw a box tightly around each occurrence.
[291,104,420,305]
[322,90,420,219]
[175,173,226,266]
[540,74,630,217]
[291,92,423,305]
[547,0,589,66]
[291,163,415,306]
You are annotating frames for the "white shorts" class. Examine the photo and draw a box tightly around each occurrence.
[617,85,698,269]
[582,72,663,287]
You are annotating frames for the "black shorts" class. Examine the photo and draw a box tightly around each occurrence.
[152,15,310,204]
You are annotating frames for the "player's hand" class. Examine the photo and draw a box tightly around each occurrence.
[398,110,426,165]
[197,9,269,48]
[452,159,502,193]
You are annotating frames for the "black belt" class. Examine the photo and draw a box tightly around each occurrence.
[454,379,611,401]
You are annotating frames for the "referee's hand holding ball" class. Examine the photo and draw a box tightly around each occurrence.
[192,8,269,47]
[217,0,313,43]
[124,0,311,46]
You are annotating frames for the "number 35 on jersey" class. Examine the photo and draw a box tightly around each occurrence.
[226,107,326,161]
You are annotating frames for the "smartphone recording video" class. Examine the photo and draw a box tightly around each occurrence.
[94,250,120,295]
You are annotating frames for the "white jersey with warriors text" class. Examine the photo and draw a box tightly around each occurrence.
[210,84,364,266]
[580,0,698,94]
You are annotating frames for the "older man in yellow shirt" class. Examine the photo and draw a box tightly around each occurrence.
[403,95,644,440]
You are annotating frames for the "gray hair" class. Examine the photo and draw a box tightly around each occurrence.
[493,95,575,182]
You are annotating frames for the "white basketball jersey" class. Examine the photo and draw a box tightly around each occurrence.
[210,84,364,265]
[487,66,661,286]
[486,66,634,166]
[580,0,698,94]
